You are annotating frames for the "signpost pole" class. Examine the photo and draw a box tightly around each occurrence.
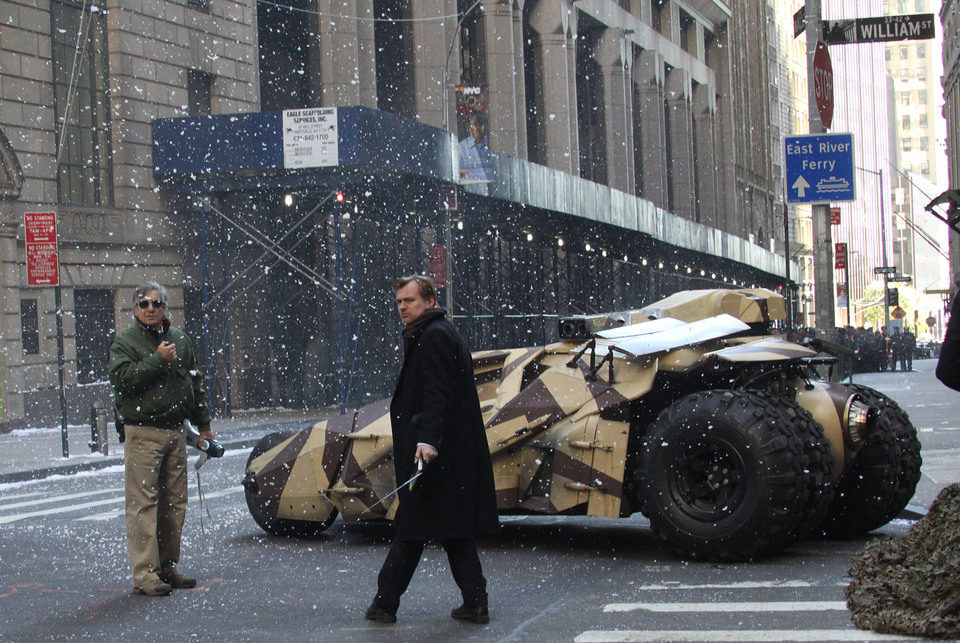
[783,202,793,331]
[55,284,67,458]
[805,0,836,334]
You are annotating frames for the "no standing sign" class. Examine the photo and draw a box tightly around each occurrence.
[24,211,60,286]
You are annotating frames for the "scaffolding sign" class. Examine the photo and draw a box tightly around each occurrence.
[24,211,59,287]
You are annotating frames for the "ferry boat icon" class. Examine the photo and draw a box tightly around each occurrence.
[817,176,850,192]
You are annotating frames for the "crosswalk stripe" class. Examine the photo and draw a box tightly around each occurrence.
[631,580,816,591]
[73,486,244,522]
[0,491,47,501]
[575,629,908,642]
[0,496,124,524]
[0,488,123,512]
[604,601,847,613]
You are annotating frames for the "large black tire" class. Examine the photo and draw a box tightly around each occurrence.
[760,395,835,540]
[637,390,810,561]
[821,384,921,538]
[244,431,338,538]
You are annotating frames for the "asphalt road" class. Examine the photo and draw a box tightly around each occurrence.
[1,361,955,642]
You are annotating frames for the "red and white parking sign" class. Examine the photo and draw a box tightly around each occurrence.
[24,211,59,286]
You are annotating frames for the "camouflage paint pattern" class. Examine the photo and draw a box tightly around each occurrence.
[245,288,867,526]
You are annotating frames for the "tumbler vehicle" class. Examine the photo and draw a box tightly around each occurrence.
[243,288,921,561]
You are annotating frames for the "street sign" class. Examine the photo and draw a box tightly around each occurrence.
[793,6,806,38]
[823,13,936,45]
[889,275,913,283]
[830,206,841,225]
[834,242,847,270]
[874,266,897,275]
[886,288,899,307]
[891,305,906,319]
[24,211,59,286]
[429,243,446,287]
[813,42,833,129]
[785,133,855,204]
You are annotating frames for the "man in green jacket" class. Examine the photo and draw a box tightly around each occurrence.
[109,281,214,597]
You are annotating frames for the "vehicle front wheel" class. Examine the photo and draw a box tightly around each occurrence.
[637,390,809,561]
[244,431,338,538]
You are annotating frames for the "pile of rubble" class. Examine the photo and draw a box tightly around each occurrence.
[847,483,960,638]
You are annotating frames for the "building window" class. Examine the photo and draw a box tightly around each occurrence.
[897,0,907,10]
[20,299,39,355]
[901,68,911,79]
[920,138,929,151]
[679,10,695,55]
[919,90,928,104]
[51,0,112,207]
[74,289,115,384]
[187,70,213,116]
[900,91,911,105]
[903,138,912,151]
[915,0,924,10]
[900,46,908,59]
[918,67,927,81]
[919,113,928,128]
[885,48,891,61]
[187,0,210,12]
[917,44,926,58]
[902,115,911,129]
[921,162,930,175]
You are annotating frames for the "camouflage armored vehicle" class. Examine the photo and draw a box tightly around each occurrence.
[243,288,921,561]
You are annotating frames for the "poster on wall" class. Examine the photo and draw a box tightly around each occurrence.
[455,86,493,183]
[282,107,339,169]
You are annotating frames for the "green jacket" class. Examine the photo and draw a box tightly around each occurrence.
[109,319,211,431]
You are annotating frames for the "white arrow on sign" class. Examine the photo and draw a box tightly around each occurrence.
[792,175,810,197]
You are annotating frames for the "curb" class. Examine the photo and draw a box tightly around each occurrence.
[0,436,265,486]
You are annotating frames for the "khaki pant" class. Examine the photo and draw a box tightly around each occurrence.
[124,424,187,584]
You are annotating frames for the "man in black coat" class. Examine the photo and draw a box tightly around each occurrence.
[366,275,498,625]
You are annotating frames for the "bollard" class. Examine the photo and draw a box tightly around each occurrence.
[89,400,110,455]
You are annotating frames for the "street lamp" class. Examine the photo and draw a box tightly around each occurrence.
[857,166,890,331]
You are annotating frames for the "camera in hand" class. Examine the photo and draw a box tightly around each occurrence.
[198,437,225,458]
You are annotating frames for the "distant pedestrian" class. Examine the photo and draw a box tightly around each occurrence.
[365,275,498,624]
[109,282,214,596]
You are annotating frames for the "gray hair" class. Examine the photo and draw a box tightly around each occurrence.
[133,281,168,305]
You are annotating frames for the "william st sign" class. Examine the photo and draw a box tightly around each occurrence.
[785,133,855,204]
[823,13,936,45]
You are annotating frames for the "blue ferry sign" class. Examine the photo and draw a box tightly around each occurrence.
[785,133,855,204]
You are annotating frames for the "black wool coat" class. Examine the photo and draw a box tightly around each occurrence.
[937,295,960,391]
[390,313,499,542]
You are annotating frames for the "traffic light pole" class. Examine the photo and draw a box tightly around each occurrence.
[805,0,837,334]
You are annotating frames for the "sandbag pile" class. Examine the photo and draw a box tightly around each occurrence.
[846,483,960,639]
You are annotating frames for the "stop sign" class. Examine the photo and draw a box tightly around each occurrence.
[813,41,833,129]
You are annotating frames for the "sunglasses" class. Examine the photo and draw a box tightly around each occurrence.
[137,299,166,310]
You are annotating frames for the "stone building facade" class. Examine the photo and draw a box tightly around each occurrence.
[942,0,960,281]
[0,0,789,429]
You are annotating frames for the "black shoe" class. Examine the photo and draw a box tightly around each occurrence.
[451,603,490,624]
[365,602,397,624]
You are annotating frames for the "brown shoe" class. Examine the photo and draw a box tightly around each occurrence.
[158,567,197,589]
[133,579,173,596]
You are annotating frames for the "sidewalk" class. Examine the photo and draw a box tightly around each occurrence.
[0,407,338,485]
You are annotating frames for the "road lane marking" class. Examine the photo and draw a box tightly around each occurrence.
[74,486,244,522]
[576,630,909,642]
[630,580,817,591]
[0,497,124,524]
[0,491,47,501]
[604,601,847,613]
[0,488,122,512]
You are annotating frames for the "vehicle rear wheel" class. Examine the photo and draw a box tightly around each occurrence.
[637,390,809,561]
[821,385,921,538]
[244,431,338,537]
